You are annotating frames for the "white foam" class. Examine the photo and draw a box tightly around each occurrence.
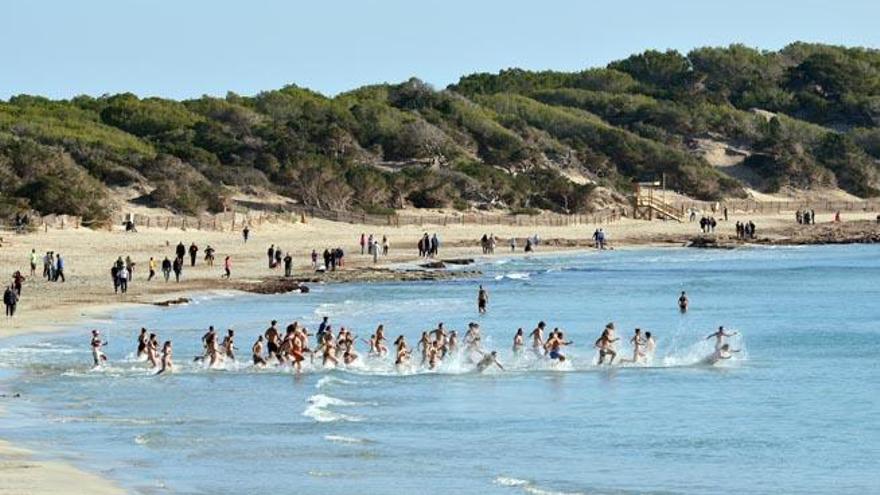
[493,477,584,495]
[302,394,366,423]
[494,272,531,281]
[315,376,355,389]
[324,434,368,444]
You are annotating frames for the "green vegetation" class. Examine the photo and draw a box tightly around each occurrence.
[2,43,879,222]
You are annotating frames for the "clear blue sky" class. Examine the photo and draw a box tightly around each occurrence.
[3,0,879,100]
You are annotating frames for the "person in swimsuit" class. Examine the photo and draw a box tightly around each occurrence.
[146,333,159,368]
[157,341,173,375]
[475,351,504,372]
[222,329,236,362]
[136,328,148,360]
[427,340,443,369]
[319,332,339,368]
[375,325,388,357]
[529,322,546,354]
[643,331,656,363]
[678,291,689,312]
[477,285,489,314]
[704,343,740,365]
[595,323,619,365]
[545,330,572,362]
[620,328,646,364]
[252,335,267,367]
[706,326,738,351]
[394,336,411,367]
[418,331,431,364]
[90,330,108,367]
[447,330,458,355]
[512,328,524,355]
[265,320,281,362]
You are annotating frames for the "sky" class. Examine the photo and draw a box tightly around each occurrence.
[3,0,880,101]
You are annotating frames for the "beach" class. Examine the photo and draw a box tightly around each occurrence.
[1,210,879,493]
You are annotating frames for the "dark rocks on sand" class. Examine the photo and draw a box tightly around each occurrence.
[153,297,192,306]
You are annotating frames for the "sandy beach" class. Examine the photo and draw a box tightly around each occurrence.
[1,209,879,493]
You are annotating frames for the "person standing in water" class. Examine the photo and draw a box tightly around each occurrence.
[620,328,646,364]
[678,291,689,312]
[595,323,619,365]
[706,326,738,351]
[529,321,546,354]
[90,330,108,367]
[644,331,656,362]
[477,285,489,314]
[136,327,149,360]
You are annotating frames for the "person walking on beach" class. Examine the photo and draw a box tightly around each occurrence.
[204,245,215,266]
[172,256,183,282]
[29,249,38,276]
[678,291,689,312]
[189,243,199,267]
[162,257,172,282]
[12,271,25,296]
[175,242,186,262]
[223,256,232,279]
[477,285,489,314]
[242,226,250,243]
[510,237,516,252]
[4,285,17,317]
[117,264,129,293]
[267,245,275,268]
[311,249,318,269]
[55,254,65,282]
[148,257,157,281]
[382,235,389,256]
[360,233,366,255]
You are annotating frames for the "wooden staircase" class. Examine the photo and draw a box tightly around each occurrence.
[633,195,683,222]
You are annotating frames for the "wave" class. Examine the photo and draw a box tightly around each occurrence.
[302,394,369,423]
[493,476,584,495]
[315,376,356,389]
[494,272,531,281]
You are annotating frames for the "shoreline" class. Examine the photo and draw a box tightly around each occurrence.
[1,214,879,493]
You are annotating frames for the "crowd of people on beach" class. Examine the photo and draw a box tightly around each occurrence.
[418,233,441,257]
[698,216,718,233]
[796,209,817,225]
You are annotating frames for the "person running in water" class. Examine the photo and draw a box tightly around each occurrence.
[157,341,173,375]
[136,328,149,360]
[222,330,236,361]
[620,328,646,364]
[512,328,524,355]
[90,330,108,367]
[706,326,738,351]
[252,335,268,367]
[475,350,504,372]
[595,323,619,365]
[544,329,572,362]
[529,321,546,355]
[678,291,689,312]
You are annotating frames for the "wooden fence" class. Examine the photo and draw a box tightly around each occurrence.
[673,199,880,216]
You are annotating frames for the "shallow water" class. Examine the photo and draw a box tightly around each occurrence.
[1,245,879,494]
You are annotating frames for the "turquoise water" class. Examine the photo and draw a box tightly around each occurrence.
[1,245,879,494]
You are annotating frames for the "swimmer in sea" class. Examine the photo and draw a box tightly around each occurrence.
[375,325,388,357]
[464,322,481,345]
[595,323,619,365]
[475,350,504,372]
[252,335,267,367]
[394,336,411,366]
[147,333,159,368]
[544,330,572,362]
[643,331,656,363]
[620,328,646,364]
[704,343,740,365]
[447,330,458,355]
[427,340,443,369]
[418,331,431,364]
[136,327,148,360]
[477,285,489,314]
[90,330,108,367]
[678,291,689,312]
[157,341,173,375]
[513,328,524,355]
[319,332,339,367]
[529,321,546,354]
[706,326,738,351]
[222,329,236,362]
[264,320,282,362]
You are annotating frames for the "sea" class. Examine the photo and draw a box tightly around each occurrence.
[0,245,878,494]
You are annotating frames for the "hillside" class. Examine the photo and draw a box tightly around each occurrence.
[2,42,880,222]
